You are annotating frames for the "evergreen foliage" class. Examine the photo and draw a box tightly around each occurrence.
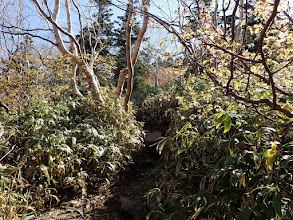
[140,76,293,219]
[0,96,143,218]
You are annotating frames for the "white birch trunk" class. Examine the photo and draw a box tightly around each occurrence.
[115,0,151,99]
[33,0,103,103]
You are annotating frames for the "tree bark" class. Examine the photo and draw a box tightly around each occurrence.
[32,0,104,103]
[115,0,151,99]
[123,0,134,110]
[71,63,85,99]
[235,0,244,44]
[65,0,84,99]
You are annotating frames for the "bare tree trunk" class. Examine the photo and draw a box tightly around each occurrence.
[79,63,104,103]
[71,63,85,99]
[115,0,151,100]
[115,68,128,98]
[65,0,84,99]
[213,0,218,69]
[235,0,244,44]
[124,0,134,110]
[32,0,104,103]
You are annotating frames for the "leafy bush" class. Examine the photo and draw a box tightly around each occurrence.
[142,76,293,219]
[0,96,143,218]
[136,83,180,133]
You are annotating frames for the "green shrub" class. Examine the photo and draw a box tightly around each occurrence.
[0,96,143,218]
[143,76,293,219]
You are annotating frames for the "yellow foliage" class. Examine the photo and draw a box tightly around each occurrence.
[183,33,192,40]
[0,53,71,109]
[263,142,279,171]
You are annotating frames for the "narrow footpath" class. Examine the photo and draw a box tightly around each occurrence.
[37,130,163,220]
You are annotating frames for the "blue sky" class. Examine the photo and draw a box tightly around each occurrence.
[1,0,293,56]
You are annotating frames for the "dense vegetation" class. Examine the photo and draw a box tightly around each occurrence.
[141,76,293,219]
[0,0,293,219]
[0,96,143,218]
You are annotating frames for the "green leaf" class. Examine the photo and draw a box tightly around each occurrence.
[281,155,293,168]
[256,127,277,140]
[34,118,44,130]
[3,168,12,174]
[284,141,293,150]
[59,144,73,154]
[252,209,264,220]
[40,164,50,182]
[223,114,232,133]
[215,111,225,120]
[237,208,252,220]
[266,204,274,219]
[88,144,105,156]
[1,176,5,192]
[224,156,233,166]
[273,192,282,216]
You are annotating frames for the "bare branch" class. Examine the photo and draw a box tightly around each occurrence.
[0,29,57,46]
[205,42,262,63]
[258,0,280,107]
[32,0,80,58]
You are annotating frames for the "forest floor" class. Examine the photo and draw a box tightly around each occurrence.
[36,131,162,220]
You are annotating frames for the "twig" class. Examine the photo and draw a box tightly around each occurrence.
[0,145,16,162]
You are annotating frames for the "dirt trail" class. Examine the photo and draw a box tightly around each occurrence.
[36,131,162,220]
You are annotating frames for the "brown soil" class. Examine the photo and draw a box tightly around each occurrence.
[36,131,162,220]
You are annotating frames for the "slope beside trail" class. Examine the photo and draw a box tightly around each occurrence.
[36,130,162,220]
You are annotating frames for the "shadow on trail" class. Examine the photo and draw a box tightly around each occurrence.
[37,130,162,220]
[89,139,160,220]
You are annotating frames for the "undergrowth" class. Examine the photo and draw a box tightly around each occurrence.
[141,76,293,219]
[0,95,143,219]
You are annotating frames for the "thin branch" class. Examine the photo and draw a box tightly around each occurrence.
[222,0,230,38]
[131,0,151,67]
[226,56,234,94]
[71,0,86,56]
[237,59,293,96]
[242,0,248,45]
[231,0,240,41]
[0,145,15,162]
[205,42,262,63]
[32,0,81,57]
[283,10,293,24]
[272,57,293,75]
[0,29,57,46]
[258,0,280,107]
[1,24,53,32]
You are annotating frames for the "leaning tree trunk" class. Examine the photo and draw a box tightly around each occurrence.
[115,0,151,103]
[78,62,104,103]
[71,63,85,99]
[123,0,134,110]
[65,0,84,99]
[33,0,104,103]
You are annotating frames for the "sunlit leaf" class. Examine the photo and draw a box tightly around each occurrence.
[223,114,232,133]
